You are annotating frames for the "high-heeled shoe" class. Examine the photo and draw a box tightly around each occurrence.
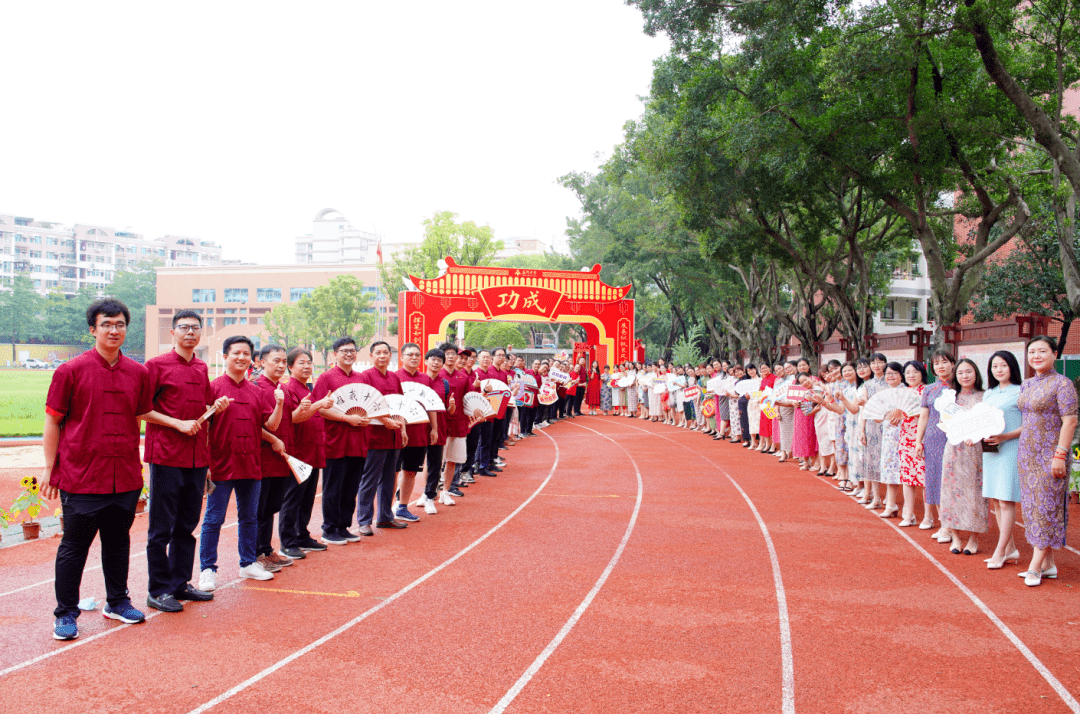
[986,550,1019,569]
[986,548,1020,564]
[863,499,882,510]
[918,519,935,530]
[898,515,917,527]
[877,505,899,518]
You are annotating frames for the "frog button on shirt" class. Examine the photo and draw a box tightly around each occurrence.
[255,375,297,479]
[208,374,274,481]
[359,367,404,450]
[144,350,214,469]
[438,367,471,439]
[312,365,368,459]
[45,349,153,494]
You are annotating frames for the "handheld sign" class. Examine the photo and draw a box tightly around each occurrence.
[942,402,1006,445]
[549,368,570,384]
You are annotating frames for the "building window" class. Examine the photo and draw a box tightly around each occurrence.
[224,288,248,303]
[883,300,895,320]
[30,235,42,244]
[222,308,237,314]
[223,317,238,326]
[47,236,58,246]
[257,287,281,302]
[205,317,214,328]
[290,287,314,301]
[910,302,920,323]
[192,288,216,303]
[240,317,248,325]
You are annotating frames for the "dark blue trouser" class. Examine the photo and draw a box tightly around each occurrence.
[356,449,399,525]
[322,457,364,537]
[147,464,207,597]
[475,420,494,471]
[280,467,320,549]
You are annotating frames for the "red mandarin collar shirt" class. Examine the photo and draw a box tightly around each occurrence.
[45,349,153,494]
[286,378,325,469]
[359,366,404,450]
[313,365,368,460]
[144,350,213,469]
[255,374,296,479]
[396,368,436,448]
[208,374,275,481]
[438,367,472,439]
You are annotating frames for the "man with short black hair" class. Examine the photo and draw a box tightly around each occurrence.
[356,341,408,534]
[252,344,299,572]
[140,310,229,614]
[313,337,370,545]
[436,343,470,505]
[393,343,439,521]
[43,298,154,640]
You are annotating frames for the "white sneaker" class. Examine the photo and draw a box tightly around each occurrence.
[411,494,428,507]
[439,490,456,506]
[198,568,216,592]
[424,499,438,515]
[238,562,273,581]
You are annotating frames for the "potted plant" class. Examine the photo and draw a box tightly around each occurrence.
[1069,468,1080,505]
[10,475,50,540]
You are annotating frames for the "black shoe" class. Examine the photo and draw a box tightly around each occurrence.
[146,593,184,613]
[457,481,469,488]
[342,529,363,542]
[488,465,503,472]
[299,539,328,552]
[280,547,306,560]
[173,584,214,602]
[475,470,496,477]
[448,487,465,497]
[499,446,509,451]
[376,520,408,529]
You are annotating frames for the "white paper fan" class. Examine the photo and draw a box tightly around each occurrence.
[522,374,538,388]
[463,392,496,418]
[401,382,445,412]
[481,378,510,393]
[617,375,635,387]
[652,379,668,393]
[385,394,430,424]
[286,455,312,484]
[862,387,921,422]
[735,378,761,396]
[330,384,390,419]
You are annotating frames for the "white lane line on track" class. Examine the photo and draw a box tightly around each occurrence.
[0,493,329,599]
[489,421,642,714]
[814,475,1080,712]
[0,576,243,677]
[182,433,562,714]
[582,417,795,714]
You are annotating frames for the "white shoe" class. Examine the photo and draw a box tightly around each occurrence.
[424,499,438,515]
[198,568,216,592]
[238,562,273,581]
[439,491,456,506]
[1023,571,1042,587]
[412,494,428,507]
[1018,566,1057,579]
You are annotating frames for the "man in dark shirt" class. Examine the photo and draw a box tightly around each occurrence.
[140,310,229,613]
[42,298,154,641]
[355,341,408,535]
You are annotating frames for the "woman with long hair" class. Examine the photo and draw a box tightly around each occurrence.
[625,362,639,418]
[585,361,602,416]
[1017,336,1078,586]
[939,358,987,554]
[897,360,928,527]
[791,358,818,468]
[758,363,776,452]
[876,361,907,518]
[859,355,889,509]
[827,361,863,491]
[743,363,760,448]
[775,361,798,462]
[916,350,958,538]
[981,351,1023,569]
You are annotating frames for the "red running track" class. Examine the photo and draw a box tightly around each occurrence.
[0,416,1078,713]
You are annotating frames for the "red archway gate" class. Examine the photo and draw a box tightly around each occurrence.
[397,257,635,367]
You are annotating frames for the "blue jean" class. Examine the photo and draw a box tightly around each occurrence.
[356,449,399,526]
[199,478,261,571]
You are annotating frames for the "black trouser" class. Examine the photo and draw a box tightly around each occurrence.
[463,425,480,473]
[256,477,288,556]
[279,467,320,549]
[573,391,585,415]
[520,405,534,435]
[322,456,364,537]
[146,464,207,597]
[54,502,136,618]
[475,420,494,471]
[423,444,446,500]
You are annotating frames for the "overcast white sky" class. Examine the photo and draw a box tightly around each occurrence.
[1,1,668,264]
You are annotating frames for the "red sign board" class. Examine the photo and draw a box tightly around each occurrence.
[477,286,564,321]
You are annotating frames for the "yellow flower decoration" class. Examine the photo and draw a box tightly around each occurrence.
[20,476,31,488]
[29,483,39,495]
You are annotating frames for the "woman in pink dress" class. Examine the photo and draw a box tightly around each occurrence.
[758,364,776,451]
[898,360,928,527]
[792,360,818,469]
[939,359,987,554]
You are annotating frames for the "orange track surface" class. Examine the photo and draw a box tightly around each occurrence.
[1,416,1078,713]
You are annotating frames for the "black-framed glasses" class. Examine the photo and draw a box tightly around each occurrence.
[175,324,202,333]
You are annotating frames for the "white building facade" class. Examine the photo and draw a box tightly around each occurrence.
[295,208,383,265]
[873,247,935,335]
[0,213,222,297]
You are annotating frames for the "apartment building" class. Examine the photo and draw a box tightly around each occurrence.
[873,247,934,335]
[146,263,396,369]
[295,208,383,265]
[0,213,222,297]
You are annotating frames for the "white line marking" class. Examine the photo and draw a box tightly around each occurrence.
[489,421,642,713]
[581,417,796,714]
[814,475,1080,712]
[182,433,562,714]
[0,577,243,677]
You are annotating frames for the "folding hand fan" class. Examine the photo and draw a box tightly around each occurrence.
[481,378,510,393]
[385,394,430,424]
[330,384,390,419]
[735,379,761,396]
[618,375,636,388]
[401,382,446,411]
[522,374,538,389]
[286,455,313,484]
[861,387,921,422]
[463,391,497,418]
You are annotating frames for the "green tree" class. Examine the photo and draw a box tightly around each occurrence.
[263,301,311,352]
[0,276,43,362]
[462,321,529,350]
[382,210,504,289]
[41,289,89,345]
[107,261,159,356]
[301,275,377,366]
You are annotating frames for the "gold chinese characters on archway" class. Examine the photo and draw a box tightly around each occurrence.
[397,257,635,367]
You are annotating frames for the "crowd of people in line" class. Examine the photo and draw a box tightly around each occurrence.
[37,295,1077,643]
[572,340,1077,589]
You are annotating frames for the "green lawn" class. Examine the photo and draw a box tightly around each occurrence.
[0,369,52,437]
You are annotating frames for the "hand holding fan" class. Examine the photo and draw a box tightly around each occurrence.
[481,378,510,393]
[330,384,390,419]
[386,394,430,424]
[401,382,446,412]
[861,387,921,423]
[735,379,761,397]
[463,392,496,418]
[286,455,313,484]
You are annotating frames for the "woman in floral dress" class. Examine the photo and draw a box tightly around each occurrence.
[625,364,639,417]
[1017,336,1079,586]
[599,366,612,415]
[876,362,907,518]
[898,360,928,526]
[939,359,987,554]
[859,356,889,509]
[916,351,957,540]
